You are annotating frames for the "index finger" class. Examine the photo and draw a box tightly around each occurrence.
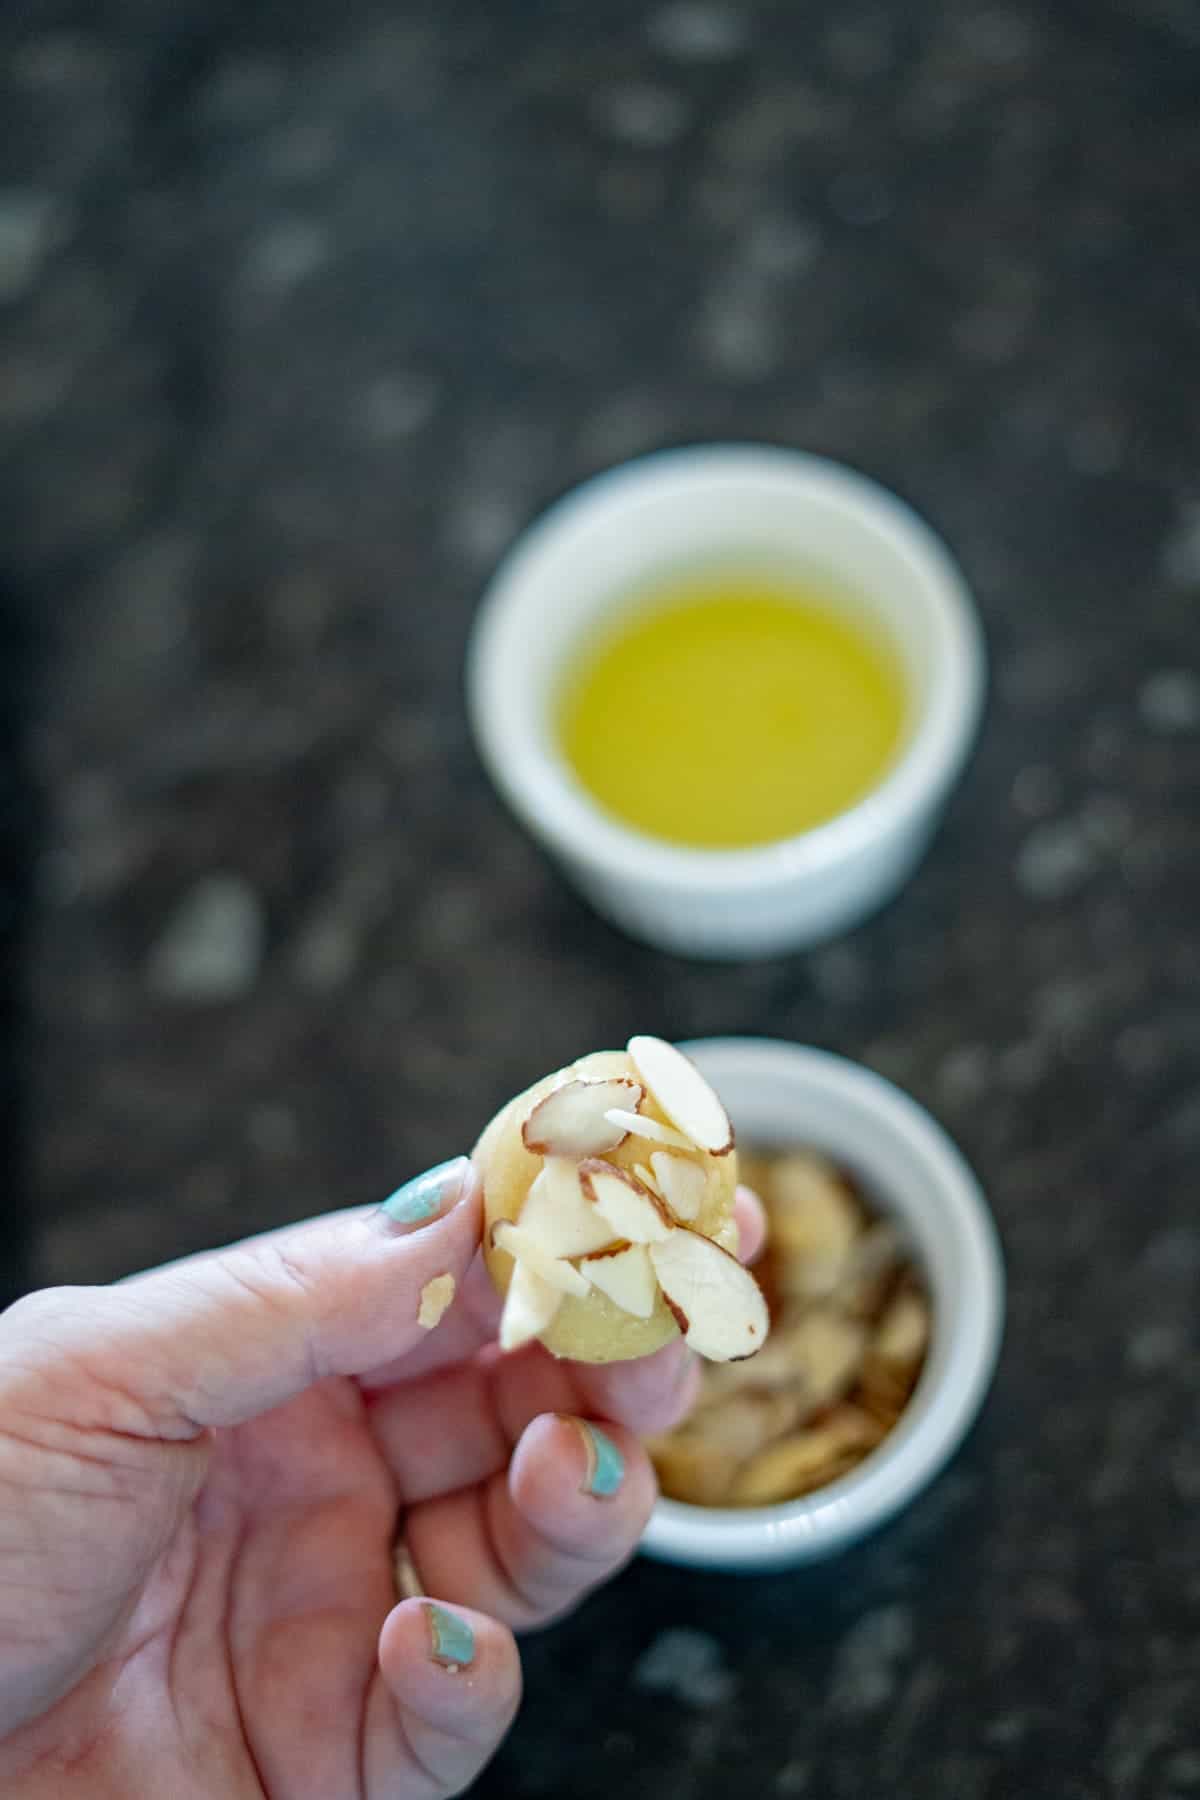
[45,1160,485,1436]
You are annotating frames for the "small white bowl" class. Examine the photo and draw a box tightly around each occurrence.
[467,445,984,959]
[640,1037,1004,1571]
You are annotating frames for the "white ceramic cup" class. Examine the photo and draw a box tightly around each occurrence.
[467,445,985,959]
[640,1037,1004,1571]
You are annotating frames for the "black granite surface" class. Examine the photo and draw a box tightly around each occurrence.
[3,1,1200,1795]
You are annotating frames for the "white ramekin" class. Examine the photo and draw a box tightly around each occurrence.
[466,445,984,959]
[640,1037,1004,1572]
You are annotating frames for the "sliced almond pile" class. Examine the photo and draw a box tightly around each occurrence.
[644,1432,742,1508]
[838,1220,905,1319]
[719,1306,868,1406]
[874,1285,931,1364]
[769,1152,863,1299]
[646,1146,932,1508]
[493,1037,767,1363]
[687,1389,806,1461]
[860,1283,931,1427]
[728,1406,884,1506]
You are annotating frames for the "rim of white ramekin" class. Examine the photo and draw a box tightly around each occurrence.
[466,445,985,895]
[639,1037,1005,1571]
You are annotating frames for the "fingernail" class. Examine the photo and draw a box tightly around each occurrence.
[423,1602,474,1670]
[563,1417,625,1499]
[380,1157,469,1227]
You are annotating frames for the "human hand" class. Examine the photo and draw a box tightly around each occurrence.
[0,1159,763,1797]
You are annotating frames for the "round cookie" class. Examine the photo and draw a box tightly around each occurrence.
[474,1039,766,1365]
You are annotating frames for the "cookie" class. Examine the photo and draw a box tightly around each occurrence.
[474,1037,768,1365]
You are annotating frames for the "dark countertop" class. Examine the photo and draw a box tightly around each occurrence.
[3,2,1199,1795]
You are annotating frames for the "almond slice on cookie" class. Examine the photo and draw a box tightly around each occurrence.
[522,1077,643,1157]
[491,1221,592,1296]
[579,1160,674,1244]
[649,1228,768,1362]
[498,1262,562,1352]
[603,1109,695,1153]
[579,1242,658,1319]
[579,1159,676,1245]
[650,1151,706,1223]
[517,1157,619,1258]
[627,1036,734,1155]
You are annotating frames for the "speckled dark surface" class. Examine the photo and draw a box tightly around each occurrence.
[3,1,1200,1794]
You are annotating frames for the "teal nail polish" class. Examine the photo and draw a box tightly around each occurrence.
[576,1421,625,1499]
[380,1158,466,1226]
[425,1602,474,1669]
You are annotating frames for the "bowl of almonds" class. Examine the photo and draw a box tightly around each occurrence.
[640,1039,1004,1570]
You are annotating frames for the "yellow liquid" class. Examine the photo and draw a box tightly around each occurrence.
[556,573,908,850]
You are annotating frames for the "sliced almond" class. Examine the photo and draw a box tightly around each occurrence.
[744,1306,867,1408]
[698,1354,770,1403]
[522,1077,643,1157]
[417,1273,455,1330]
[578,1160,673,1244]
[498,1261,561,1351]
[491,1221,591,1296]
[647,1432,741,1506]
[627,1036,734,1155]
[650,1151,706,1223]
[712,1215,741,1256]
[730,1446,858,1507]
[728,1407,881,1505]
[857,1359,912,1424]
[649,1228,768,1362]
[643,1142,930,1507]
[604,1108,694,1153]
[874,1288,931,1367]
[517,1157,618,1257]
[769,1151,862,1297]
[686,1388,805,1460]
[579,1241,657,1318]
[837,1221,904,1319]
[633,1162,658,1191]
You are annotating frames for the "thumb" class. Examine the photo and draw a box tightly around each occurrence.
[3,1158,480,1440]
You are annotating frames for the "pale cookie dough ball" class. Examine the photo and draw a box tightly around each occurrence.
[474,1038,767,1366]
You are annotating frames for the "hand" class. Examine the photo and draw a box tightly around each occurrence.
[0,1159,763,1797]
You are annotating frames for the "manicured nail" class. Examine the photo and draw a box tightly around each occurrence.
[380,1157,469,1227]
[565,1417,625,1499]
[423,1602,475,1670]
